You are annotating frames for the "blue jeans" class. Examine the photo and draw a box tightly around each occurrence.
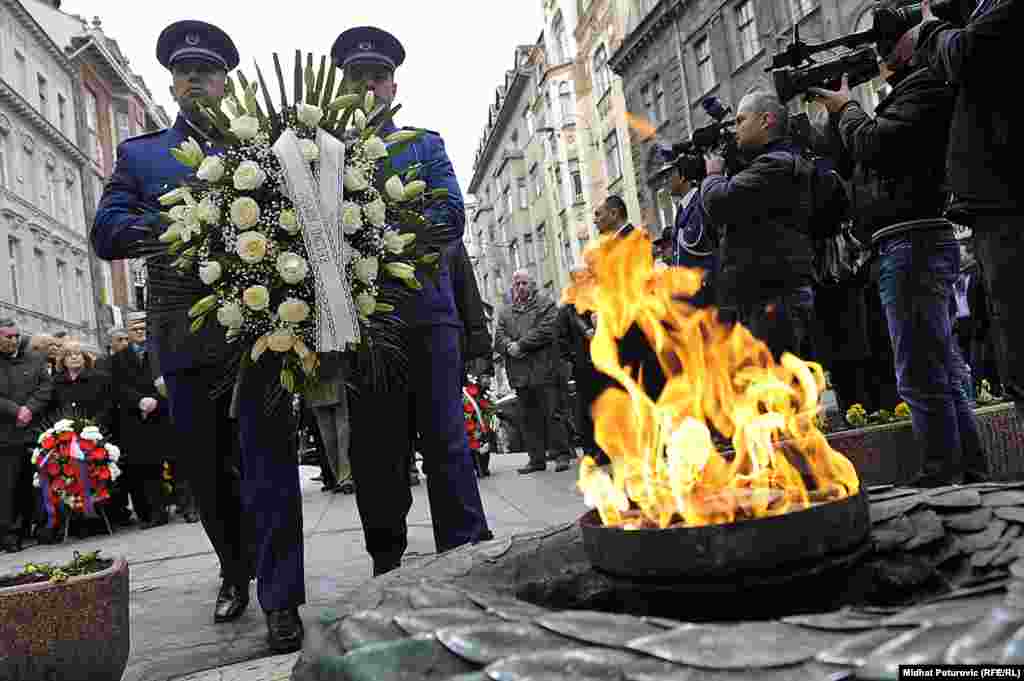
[877,235,986,482]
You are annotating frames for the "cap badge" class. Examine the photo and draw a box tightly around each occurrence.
[185,33,201,46]
[358,41,375,51]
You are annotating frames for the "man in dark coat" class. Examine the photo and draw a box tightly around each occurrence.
[90,21,303,653]
[810,14,985,486]
[0,319,52,552]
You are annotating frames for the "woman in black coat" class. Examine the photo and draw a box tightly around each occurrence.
[109,321,175,529]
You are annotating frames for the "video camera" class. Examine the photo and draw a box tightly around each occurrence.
[768,0,968,104]
[658,96,739,182]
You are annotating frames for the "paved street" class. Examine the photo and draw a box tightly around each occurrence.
[0,452,588,681]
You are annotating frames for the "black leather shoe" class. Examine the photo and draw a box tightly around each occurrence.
[554,459,572,472]
[518,463,546,475]
[183,511,200,524]
[2,533,23,553]
[266,608,304,653]
[373,557,402,577]
[214,582,250,623]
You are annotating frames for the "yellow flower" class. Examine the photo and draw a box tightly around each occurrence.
[894,402,911,419]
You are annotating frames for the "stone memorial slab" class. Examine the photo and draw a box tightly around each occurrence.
[995,507,1024,524]
[870,496,923,524]
[816,627,910,667]
[903,510,946,550]
[882,593,1006,627]
[943,508,993,532]
[461,592,551,622]
[982,491,1024,507]
[871,516,916,551]
[927,579,1010,603]
[435,622,572,666]
[336,610,409,652]
[926,489,982,509]
[535,611,669,648]
[483,647,687,681]
[409,581,479,610]
[328,634,477,681]
[628,622,844,670]
[958,519,1008,552]
[393,608,497,636]
[857,623,979,680]
[868,488,921,503]
[781,609,887,632]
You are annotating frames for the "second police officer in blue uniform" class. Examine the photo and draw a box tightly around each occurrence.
[91,21,305,654]
[330,27,493,576]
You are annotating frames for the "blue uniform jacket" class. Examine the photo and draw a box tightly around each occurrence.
[92,114,229,375]
[382,119,465,328]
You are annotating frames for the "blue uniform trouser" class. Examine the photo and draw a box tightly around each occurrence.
[877,233,986,482]
[349,325,489,564]
[166,361,306,612]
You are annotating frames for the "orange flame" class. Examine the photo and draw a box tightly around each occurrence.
[563,230,860,530]
[625,112,658,141]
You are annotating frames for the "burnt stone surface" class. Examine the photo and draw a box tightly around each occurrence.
[0,558,130,681]
[292,482,1024,680]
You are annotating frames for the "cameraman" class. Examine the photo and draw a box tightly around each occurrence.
[914,0,1021,405]
[808,10,985,486]
[660,149,718,308]
[700,91,816,360]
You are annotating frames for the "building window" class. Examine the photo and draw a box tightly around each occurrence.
[736,1,761,63]
[57,94,67,135]
[696,37,716,93]
[604,130,622,182]
[592,45,610,98]
[790,0,818,21]
[562,234,574,272]
[550,11,568,65]
[86,89,103,165]
[569,158,583,203]
[34,248,47,313]
[116,111,131,146]
[46,168,58,217]
[0,139,7,188]
[654,75,667,124]
[554,163,567,210]
[8,238,20,306]
[14,50,27,94]
[559,81,574,124]
[56,260,67,320]
[37,74,48,118]
[641,83,655,125]
[518,178,528,209]
[76,268,89,324]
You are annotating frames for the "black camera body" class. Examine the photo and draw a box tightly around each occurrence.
[773,46,881,104]
[662,96,739,182]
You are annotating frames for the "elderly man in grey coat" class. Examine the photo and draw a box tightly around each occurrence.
[307,353,353,493]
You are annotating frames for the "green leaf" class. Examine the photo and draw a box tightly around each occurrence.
[188,294,218,319]
[403,277,423,291]
[320,63,338,112]
[293,49,303,106]
[419,252,440,265]
[253,61,279,135]
[190,314,208,334]
[304,54,317,105]
[273,53,289,110]
[280,367,297,393]
[313,55,327,107]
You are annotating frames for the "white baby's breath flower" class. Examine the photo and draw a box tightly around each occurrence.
[230,197,261,229]
[230,115,260,141]
[354,256,379,285]
[344,167,369,192]
[385,175,405,201]
[242,285,270,311]
[356,292,376,317]
[299,139,320,163]
[276,252,309,285]
[297,103,324,128]
[197,155,226,183]
[363,198,387,227]
[279,209,300,234]
[217,302,244,328]
[364,136,388,160]
[233,161,268,191]
[236,231,269,264]
[199,261,223,285]
[341,202,363,234]
[278,298,310,323]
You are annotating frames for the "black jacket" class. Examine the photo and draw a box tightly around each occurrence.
[50,368,115,431]
[109,347,174,466]
[557,304,595,374]
[831,65,955,238]
[700,138,815,304]
[449,242,492,362]
[0,337,52,449]
[916,3,1020,214]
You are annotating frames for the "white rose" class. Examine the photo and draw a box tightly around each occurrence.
[385,175,405,201]
[364,136,388,160]
[242,285,270,311]
[276,252,309,285]
[217,301,244,328]
[278,298,310,323]
[341,201,363,234]
[297,103,324,128]
[299,139,320,163]
[344,167,369,192]
[267,328,296,353]
[354,256,379,285]
[109,462,121,481]
[230,197,261,229]
[233,160,268,191]
[279,209,299,234]
[355,292,376,317]
[230,115,260,141]
[196,155,226,183]
[236,231,269,264]
[196,197,220,224]
[199,261,223,285]
[104,443,120,462]
[363,198,387,227]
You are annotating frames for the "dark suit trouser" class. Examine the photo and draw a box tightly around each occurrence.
[0,449,28,536]
[349,325,489,564]
[164,370,252,589]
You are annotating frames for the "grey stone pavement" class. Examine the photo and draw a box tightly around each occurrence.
[0,452,588,681]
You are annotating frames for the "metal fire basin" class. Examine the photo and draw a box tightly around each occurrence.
[580,489,870,580]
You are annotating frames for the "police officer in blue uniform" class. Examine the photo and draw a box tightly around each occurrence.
[658,147,718,307]
[91,20,305,654]
[331,27,492,576]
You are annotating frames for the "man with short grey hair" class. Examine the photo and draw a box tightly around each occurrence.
[700,90,817,360]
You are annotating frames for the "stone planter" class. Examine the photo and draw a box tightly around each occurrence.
[0,557,130,681]
[830,401,1024,486]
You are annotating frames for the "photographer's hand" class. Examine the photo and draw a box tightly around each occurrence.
[705,153,726,176]
[921,0,935,21]
[808,74,852,114]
